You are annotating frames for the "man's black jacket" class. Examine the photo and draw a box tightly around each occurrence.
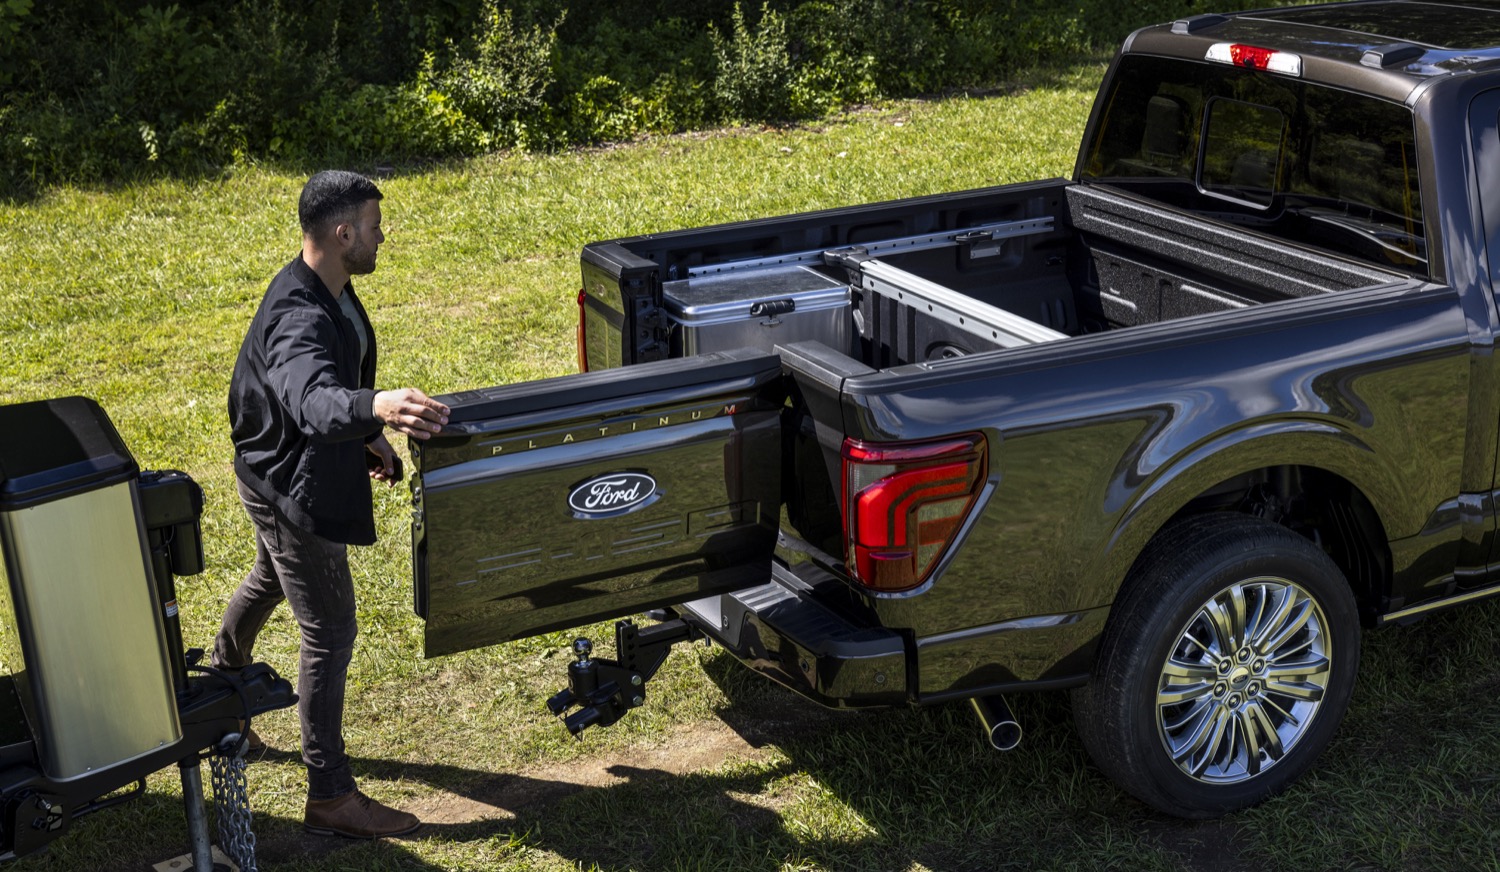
[229,255,381,545]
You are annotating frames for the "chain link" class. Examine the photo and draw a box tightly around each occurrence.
[209,746,258,872]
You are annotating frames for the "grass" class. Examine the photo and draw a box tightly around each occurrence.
[2,58,1500,871]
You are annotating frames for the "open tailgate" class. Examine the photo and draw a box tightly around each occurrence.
[412,348,784,656]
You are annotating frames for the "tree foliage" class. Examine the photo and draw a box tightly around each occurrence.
[0,0,1249,194]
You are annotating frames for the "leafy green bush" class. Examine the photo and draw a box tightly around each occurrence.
[545,13,716,144]
[423,2,560,148]
[710,2,796,123]
[0,0,1302,195]
[123,5,217,121]
[0,0,35,88]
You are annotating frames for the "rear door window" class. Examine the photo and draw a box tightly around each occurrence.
[1082,55,1426,274]
[1199,98,1286,209]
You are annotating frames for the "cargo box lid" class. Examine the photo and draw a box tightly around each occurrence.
[0,397,138,511]
[663,265,848,326]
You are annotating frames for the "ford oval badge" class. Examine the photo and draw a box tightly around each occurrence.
[568,472,659,518]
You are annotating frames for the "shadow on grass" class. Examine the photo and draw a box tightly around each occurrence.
[237,658,1192,872]
[24,598,1500,872]
[0,151,479,206]
[361,599,1500,872]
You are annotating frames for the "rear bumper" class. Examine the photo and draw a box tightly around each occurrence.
[680,562,909,708]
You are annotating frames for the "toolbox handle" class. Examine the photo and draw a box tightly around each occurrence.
[750,298,796,318]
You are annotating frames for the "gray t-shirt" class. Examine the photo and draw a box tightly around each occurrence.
[337,290,369,369]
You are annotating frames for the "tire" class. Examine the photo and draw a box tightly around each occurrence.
[1072,512,1360,818]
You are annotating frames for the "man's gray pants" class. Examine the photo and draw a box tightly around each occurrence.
[213,476,359,801]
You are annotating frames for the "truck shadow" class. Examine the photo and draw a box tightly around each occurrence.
[244,650,1137,871]
[229,599,1500,872]
[46,597,1500,872]
[361,597,1500,872]
[242,755,809,871]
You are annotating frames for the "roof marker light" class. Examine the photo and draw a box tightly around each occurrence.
[1206,43,1303,77]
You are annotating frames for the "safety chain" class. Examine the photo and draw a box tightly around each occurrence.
[209,747,258,872]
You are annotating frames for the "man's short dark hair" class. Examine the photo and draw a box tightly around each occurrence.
[298,170,383,238]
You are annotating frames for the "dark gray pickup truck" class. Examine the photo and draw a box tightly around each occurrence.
[410,1,1500,817]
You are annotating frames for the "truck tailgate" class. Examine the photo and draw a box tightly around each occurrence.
[412,349,784,656]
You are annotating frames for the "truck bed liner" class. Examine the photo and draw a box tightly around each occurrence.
[585,181,1412,374]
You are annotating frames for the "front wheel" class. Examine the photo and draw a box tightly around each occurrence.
[1072,513,1360,818]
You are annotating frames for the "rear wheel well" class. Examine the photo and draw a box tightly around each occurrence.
[1167,466,1390,624]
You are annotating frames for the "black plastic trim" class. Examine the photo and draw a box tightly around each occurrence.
[684,571,909,708]
[0,397,138,511]
[1172,14,1230,35]
[438,347,780,425]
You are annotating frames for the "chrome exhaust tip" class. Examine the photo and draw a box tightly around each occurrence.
[969,695,1023,751]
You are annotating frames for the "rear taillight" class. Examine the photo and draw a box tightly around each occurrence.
[841,433,988,593]
[577,289,589,373]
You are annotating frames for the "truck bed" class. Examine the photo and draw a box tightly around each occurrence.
[584,181,1409,371]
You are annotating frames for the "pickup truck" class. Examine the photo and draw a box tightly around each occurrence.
[409,0,1500,818]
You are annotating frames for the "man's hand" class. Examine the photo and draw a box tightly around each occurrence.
[373,388,450,439]
[366,435,402,485]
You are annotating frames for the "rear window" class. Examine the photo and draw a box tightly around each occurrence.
[1081,55,1425,274]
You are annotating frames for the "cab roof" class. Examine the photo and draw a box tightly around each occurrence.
[1125,0,1500,102]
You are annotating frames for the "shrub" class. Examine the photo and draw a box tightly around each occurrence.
[123,4,218,121]
[710,2,797,123]
[0,0,35,88]
[0,0,1305,194]
[424,2,560,148]
[389,77,493,158]
[783,2,879,114]
[542,12,716,145]
[267,79,490,165]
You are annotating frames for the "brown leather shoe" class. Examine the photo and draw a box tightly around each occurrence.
[304,790,421,839]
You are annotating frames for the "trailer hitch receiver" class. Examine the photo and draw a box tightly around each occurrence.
[545,618,697,737]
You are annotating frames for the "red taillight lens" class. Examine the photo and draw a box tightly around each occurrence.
[1230,44,1273,70]
[841,433,988,593]
[576,289,589,373]
[1205,43,1303,76]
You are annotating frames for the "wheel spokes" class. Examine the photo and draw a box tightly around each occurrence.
[1174,704,1233,776]
[1158,658,1218,706]
[1241,701,1285,774]
[1263,677,1327,703]
[1254,593,1315,656]
[1157,576,1333,784]
[1203,589,1247,653]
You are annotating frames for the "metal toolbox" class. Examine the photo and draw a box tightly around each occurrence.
[662,265,851,356]
[0,397,181,781]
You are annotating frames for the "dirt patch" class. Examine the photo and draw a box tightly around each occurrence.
[239,701,835,868]
[407,718,780,826]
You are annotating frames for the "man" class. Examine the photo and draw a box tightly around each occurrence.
[216,170,450,839]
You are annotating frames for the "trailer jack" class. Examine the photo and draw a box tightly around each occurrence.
[546,618,698,736]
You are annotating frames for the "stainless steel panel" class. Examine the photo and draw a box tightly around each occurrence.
[680,217,1055,277]
[0,481,180,780]
[663,265,852,356]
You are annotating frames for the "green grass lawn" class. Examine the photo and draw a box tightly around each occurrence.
[3,60,1500,871]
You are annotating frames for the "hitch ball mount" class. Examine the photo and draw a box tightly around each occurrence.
[546,618,697,736]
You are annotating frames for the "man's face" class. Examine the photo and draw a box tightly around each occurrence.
[342,200,384,276]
